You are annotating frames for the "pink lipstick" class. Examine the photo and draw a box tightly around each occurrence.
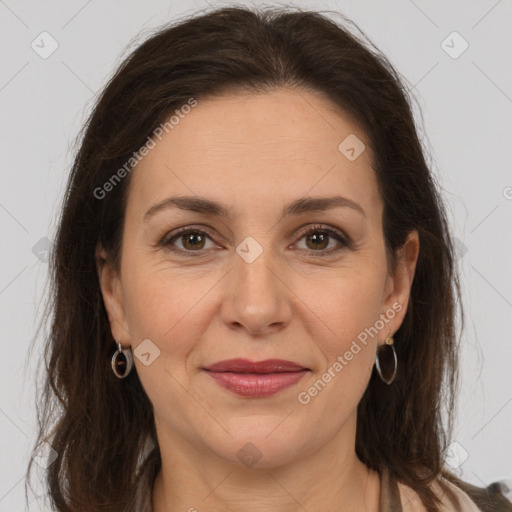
[202,358,309,398]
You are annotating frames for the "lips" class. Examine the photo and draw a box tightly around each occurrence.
[202,359,310,397]
[202,358,308,373]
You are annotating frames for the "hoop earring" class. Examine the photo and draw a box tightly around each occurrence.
[111,341,133,379]
[375,332,397,385]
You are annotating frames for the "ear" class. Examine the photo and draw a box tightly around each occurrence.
[95,244,131,345]
[380,230,420,341]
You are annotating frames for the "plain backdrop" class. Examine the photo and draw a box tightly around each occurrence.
[1,0,511,510]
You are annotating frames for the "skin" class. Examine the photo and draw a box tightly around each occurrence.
[97,87,419,512]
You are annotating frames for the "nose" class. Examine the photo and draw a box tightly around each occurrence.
[220,244,293,337]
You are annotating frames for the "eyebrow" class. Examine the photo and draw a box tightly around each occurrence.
[143,194,366,222]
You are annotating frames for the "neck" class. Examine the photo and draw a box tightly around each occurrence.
[151,417,381,512]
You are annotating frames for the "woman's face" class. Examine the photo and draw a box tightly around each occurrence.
[98,87,418,468]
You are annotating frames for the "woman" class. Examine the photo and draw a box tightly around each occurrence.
[26,5,512,512]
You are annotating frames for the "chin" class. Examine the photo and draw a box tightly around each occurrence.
[206,421,314,469]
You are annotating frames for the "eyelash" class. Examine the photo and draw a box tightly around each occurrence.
[158,224,350,258]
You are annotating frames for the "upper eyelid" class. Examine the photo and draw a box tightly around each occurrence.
[163,224,348,249]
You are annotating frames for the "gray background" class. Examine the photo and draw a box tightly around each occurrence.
[1,0,511,510]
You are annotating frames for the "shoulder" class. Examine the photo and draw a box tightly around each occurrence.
[397,476,481,511]
[397,475,512,512]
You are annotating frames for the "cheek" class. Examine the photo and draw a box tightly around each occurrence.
[295,263,386,350]
[121,261,218,363]
[292,266,385,405]
[295,283,380,419]
[121,270,205,410]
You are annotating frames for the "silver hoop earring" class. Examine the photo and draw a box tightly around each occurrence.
[111,342,133,379]
[375,333,397,385]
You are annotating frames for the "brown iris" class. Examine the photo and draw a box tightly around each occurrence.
[305,231,329,251]
[181,232,206,250]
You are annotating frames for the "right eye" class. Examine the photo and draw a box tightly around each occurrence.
[161,227,218,257]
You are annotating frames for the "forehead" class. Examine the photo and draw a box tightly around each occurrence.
[127,87,382,221]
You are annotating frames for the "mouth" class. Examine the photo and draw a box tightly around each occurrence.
[202,358,309,373]
[202,359,310,397]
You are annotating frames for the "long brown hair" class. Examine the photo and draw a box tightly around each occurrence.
[25,5,496,511]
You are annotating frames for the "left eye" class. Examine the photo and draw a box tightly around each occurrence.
[295,227,348,254]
